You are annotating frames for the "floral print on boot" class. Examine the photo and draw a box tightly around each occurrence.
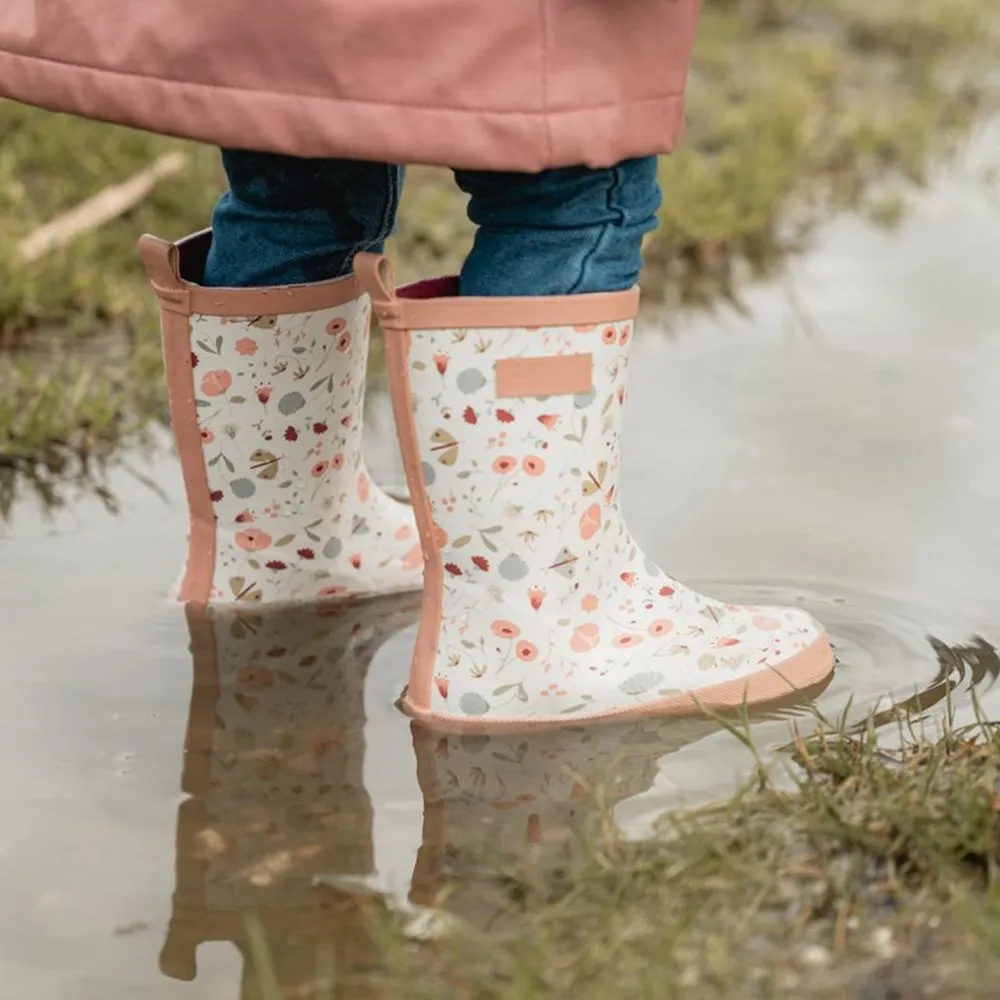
[139,231,422,605]
[357,254,835,731]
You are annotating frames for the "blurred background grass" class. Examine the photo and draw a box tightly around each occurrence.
[0,0,996,476]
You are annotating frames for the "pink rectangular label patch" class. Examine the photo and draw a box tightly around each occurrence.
[495,353,593,398]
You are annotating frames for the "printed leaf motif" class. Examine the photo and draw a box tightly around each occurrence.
[273,534,296,547]
[230,395,246,403]
[452,535,472,548]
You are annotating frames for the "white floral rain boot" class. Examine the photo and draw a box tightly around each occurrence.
[138,231,423,605]
[159,594,421,985]
[356,253,835,731]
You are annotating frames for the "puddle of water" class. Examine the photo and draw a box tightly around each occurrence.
[2,126,1000,997]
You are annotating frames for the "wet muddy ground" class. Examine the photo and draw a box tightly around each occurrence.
[1,125,999,998]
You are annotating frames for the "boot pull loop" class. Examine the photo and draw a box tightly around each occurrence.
[137,234,190,313]
[354,252,403,327]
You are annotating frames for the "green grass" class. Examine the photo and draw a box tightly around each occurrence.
[0,0,997,477]
[226,672,1000,1000]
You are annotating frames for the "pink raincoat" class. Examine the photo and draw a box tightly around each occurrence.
[0,0,702,171]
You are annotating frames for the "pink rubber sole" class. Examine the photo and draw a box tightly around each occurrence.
[403,630,836,735]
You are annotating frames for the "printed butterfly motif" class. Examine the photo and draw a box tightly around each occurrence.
[548,547,579,578]
[250,449,281,480]
[430,428,459,466]
[230,576,264,602]
[582,460,608,496]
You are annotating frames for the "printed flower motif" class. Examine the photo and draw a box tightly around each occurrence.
[210,490,224,503]
[496,409,515,423]
[601,326,617,345]
[619,325,631,345]
[472,555,490,572]
[570,623,601,652]
[492,456,517,474]
[331,453,345,470]
[256,385,273,404]
[528,587,546,610]
[463,406,478,424]
[659,585,675,597]
[201,369,232,396]
[318,585,348,598]
[714,636,741,648]
[620,572,636,586]
[581,594,600,612]
[491,620,521,639]
[434,353,450,374]
[200,428,215,444]
[336,331,352,353]
[537,414,559,429]
[313,421,328,434]
[190,351,199,368]
[522,455,546,476]
[613,634,644,648]
[311,460,330,478]
[296,548,315,560]
[435,676,450,699]
[235,509,254,523]
[265,560,288,571]
[752,615,781,630]
[326,317,346,336]
[284,426,298,441]
[236,665,275,690]
[235,529,272,552]
[350,554,362,569]
[357,472,370,502]
[445,562,463,576]
[516,641,538,662]
[235,337,258,356]
[579,503,601,541]
[648,619,674,637]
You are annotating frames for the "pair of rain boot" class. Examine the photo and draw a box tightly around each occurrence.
[141,232,834,731]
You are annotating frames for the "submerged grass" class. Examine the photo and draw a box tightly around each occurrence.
[257,711,1000,1000]
[0,0,998,474]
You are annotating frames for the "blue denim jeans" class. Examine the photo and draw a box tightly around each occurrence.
[203,152,661,296]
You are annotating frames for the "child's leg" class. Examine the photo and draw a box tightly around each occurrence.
[454,157,661,296]
[203,150,403,288]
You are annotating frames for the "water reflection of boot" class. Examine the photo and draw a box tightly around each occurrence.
[409,678,835,921]
[159,593,420,997]
[409,715,717,919]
